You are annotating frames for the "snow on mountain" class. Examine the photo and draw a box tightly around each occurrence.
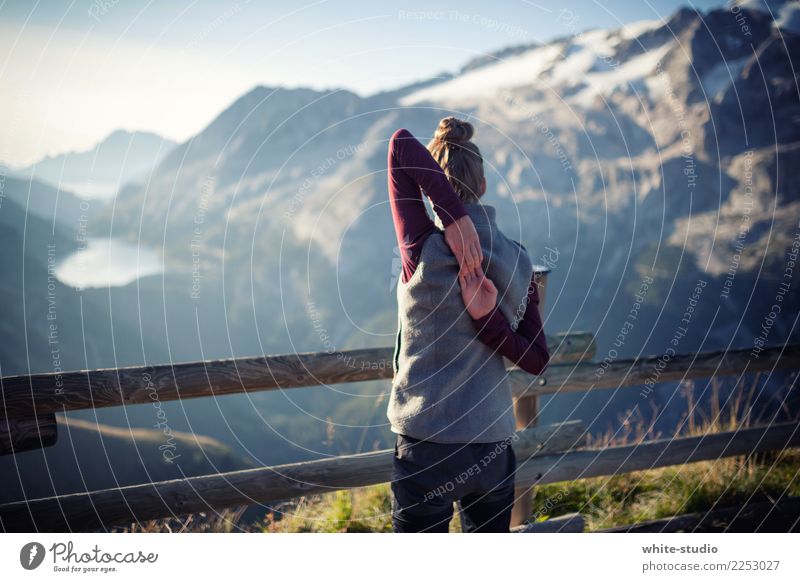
[618,19,664,40]
[399,44,563,105]
[735,0,800,33]
[775,1,800,33]
[699,56,751,101]
[736,0,791,12]
[400,19,676,109]
[572,42,673,107]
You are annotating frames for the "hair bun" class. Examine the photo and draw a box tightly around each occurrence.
[434,116,474,144]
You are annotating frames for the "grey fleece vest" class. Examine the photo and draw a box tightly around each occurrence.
[388,203,533,443]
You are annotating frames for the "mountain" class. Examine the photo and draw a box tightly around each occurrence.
[111,1,800,426]
[0,175,170,376]
[110,1,800,347]
[17,130,176,199]
[3,2,799,500]
[0,172,88,228]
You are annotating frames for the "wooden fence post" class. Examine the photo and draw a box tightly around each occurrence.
[510,265,550,527]
[0,415,57,455]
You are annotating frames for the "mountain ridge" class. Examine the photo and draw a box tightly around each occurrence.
[17,129,177,199]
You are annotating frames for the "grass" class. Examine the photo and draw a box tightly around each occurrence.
[117,507,248,533]
[260,484,472,533]
[254,451,800,533]
[264,487,394,533]
[530,376,800,531]
[122,376,799,533]
[530,449,800,531]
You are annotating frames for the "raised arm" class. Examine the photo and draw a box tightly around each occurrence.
[388,128,482,282]
[460,271,550,375]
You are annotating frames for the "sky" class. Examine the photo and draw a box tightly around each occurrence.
[0,0,726,167]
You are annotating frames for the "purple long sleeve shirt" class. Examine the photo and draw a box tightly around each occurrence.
[388,128,549,375]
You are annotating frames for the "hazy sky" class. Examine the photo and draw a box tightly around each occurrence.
[0,0,725,166]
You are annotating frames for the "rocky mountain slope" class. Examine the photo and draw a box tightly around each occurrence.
[110,2,799,357]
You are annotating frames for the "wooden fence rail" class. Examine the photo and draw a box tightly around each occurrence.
[0,421,587,532]
[0,332,595,419]
[4,342,796,423]
[513,421,800,488]
[509,344,800,396]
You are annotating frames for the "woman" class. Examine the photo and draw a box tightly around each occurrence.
[387,117,550,533]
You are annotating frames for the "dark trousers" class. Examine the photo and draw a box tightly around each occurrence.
[391,433,516,533]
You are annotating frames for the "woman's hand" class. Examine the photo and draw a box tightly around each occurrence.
[459,268,498,320]
[444,215,483,277]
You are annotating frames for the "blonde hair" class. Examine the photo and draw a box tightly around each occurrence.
[427,117,485,204]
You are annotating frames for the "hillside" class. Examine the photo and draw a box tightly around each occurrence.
[17,130,177,199]
[0,416,252,504]
[0,178,165,376]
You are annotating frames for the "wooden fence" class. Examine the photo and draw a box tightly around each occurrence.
[0,337,797,532]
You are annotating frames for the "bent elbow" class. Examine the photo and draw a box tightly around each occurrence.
[539,351,551,375]
[388,128,414,165]
[522,349,549,376]
[390,128,412,148]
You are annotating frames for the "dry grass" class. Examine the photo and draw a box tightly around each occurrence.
[531,449,800,531]
[115,507,249,533]
[117,375,799,532]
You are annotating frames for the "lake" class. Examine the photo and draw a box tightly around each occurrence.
[56,237,164,288]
